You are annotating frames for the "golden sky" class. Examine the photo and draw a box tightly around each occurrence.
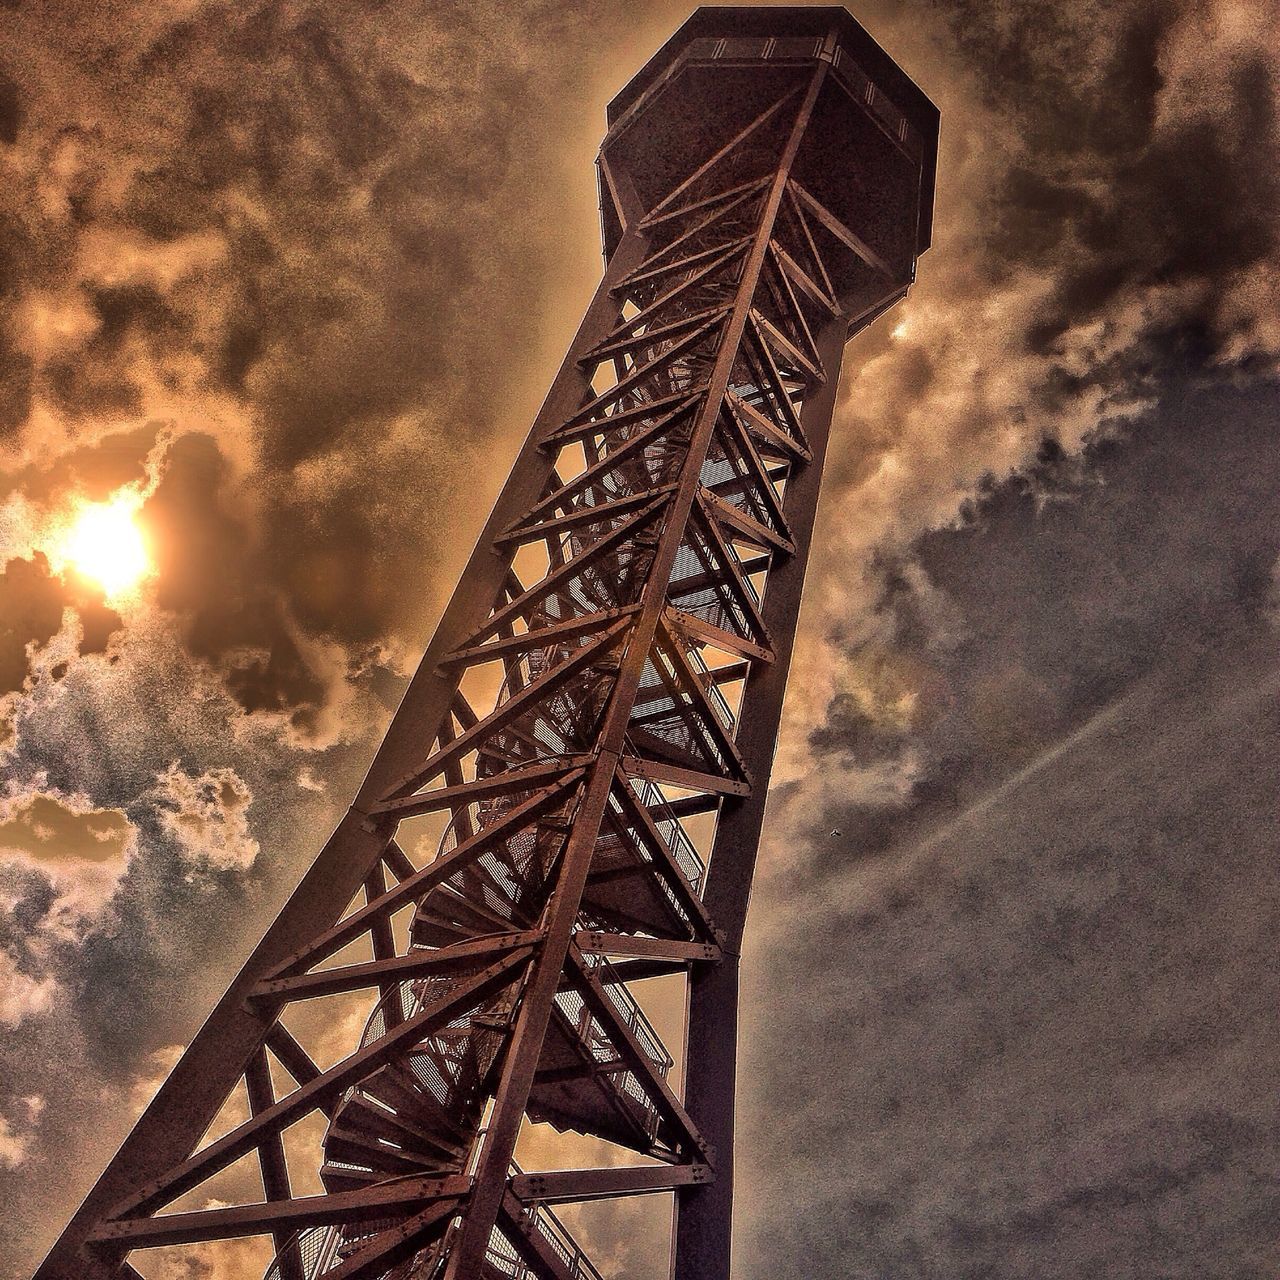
[2,1,1278,1277]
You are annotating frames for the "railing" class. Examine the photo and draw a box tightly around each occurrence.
[486,1167,604,1280]
[687,34,825,62]
[675,35,922,158]
[683,642,736,732]
[553,976,671,1080]
[262,1224,343,1280]
[455,1155,605,1280]
[581,951,674,1077]
[264,1217,431,1280]
[631,774,706,894]
[518,1199,604,1280]
[552,966,671,1145]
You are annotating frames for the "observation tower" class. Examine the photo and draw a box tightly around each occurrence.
[37,9,937,1279]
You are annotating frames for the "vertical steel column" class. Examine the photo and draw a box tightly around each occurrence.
[672,315,848,1280]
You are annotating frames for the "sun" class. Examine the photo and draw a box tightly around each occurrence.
[61,492,151,599]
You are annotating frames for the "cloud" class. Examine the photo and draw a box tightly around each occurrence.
[0,552,122,696]
[0,950,56,1027]
[0,780,136,922]
[741,625,1280,1279]
[788,377,1280,863]
[0,0,624,734]
[0,1094,44,1169]
[740,377,1280,1277]
[152,762,259,873]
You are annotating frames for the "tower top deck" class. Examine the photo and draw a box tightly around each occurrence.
[600,5,939,264]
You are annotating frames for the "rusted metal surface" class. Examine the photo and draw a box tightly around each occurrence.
[36,9,936,1279]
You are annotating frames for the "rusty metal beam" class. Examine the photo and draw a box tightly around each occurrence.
[251,931,540,1006]
[512,1163,711,1204]
[91,1178,469,1249]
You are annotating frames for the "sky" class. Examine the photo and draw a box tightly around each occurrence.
[1,1,1277,1277]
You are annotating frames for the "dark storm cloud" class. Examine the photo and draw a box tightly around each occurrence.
[742,630,1280,1278]
[0,0,617,719]
[788,374,1280,981]
[809,378,1280,852]
[734,0,1280,1272]
[140,431,330,725]
[0,423,159,506]
[952,0,1277,281]
[741,380,1280,1278]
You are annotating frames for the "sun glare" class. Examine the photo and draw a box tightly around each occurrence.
[62,493,151,599]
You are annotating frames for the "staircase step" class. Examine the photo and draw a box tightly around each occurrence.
[409,918,473,949]
[413,894,512,938]
[319,1163,382,1194]
[324,1130,434,1177]
[373,1061,477,1151]
[342,1094,461,1162]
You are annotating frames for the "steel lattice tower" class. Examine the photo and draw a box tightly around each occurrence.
[37,10,937,1280]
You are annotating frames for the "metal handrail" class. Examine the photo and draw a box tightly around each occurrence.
[475,1155,605,1280]
[683,641,736,731]
[580,951,674,1077]
[630,771,706,894]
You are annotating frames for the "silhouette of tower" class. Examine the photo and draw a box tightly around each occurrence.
[37,9,937,1279]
